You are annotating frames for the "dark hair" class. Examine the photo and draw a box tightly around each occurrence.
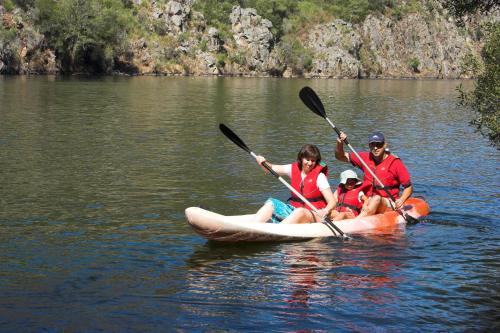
[297,144,322,170]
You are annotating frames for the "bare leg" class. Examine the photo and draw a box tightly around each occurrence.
[281,208,315,224]
[376,197,391,214]
[255,202,274,223]
[358,195,381,217]
[329,210,341,220]
[333,212,348,221]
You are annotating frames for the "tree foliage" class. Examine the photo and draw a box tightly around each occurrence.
[443,0,497,22]
[34,0,135,73]
[444,0,499,147]
[458,23,500,147]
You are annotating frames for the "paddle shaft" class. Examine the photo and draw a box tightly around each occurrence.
[250,152,348,239]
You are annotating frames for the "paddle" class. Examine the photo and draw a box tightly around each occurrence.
[299,86,419,225]
[219,123,351,240]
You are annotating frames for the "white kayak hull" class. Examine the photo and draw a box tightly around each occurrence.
[185,198,430,242]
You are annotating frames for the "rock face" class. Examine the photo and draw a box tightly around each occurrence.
[0,1,496,77]
[152,0,191,34]
[229,6,274,72]
[306,20,363,78]
[360,13,481,78]
[0,7,57,74]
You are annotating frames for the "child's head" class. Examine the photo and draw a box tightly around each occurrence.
[339,169,362,190]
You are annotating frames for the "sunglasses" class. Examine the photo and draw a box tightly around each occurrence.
[345,178,358,184]
[369,142,384,149]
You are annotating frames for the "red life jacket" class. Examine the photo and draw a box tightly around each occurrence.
[289,162,328,210]
[358,152,401,199]
[335,184,365,216]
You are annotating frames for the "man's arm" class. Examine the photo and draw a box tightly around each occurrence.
[335,132,350,163]
[394,159,412,209]
[396,185,413,209]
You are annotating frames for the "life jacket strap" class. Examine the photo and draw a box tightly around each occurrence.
[374,184,400,190]
[336,203,361,213]
[288,195,324,203]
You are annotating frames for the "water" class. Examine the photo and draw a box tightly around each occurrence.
[0,76,498,332]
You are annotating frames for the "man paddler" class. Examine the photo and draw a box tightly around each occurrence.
[335,131,413,216]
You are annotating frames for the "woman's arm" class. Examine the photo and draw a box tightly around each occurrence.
[321,187,337,215]
[255,155,290,177]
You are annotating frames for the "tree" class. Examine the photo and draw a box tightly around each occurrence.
[444,0,499,147]
[458,23,499,147]
[34,0,134,73]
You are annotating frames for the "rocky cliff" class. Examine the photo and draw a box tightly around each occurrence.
[0,0,497,78]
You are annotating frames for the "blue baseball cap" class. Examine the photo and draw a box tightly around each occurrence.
[368,131,385,143]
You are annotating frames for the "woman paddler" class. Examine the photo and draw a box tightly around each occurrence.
[254,144,336,224]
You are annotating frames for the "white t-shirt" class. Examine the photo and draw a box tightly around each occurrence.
[284,164,330,191]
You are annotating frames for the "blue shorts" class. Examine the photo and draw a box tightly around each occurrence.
[265,198,295,224]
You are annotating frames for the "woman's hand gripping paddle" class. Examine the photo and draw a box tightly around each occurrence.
[219,123,351,240]
[299,87,419,225]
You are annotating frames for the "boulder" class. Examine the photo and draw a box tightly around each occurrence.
[154,0,192,34]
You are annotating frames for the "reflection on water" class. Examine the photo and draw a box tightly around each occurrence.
[179,232,417,330]
[0,76,498,332]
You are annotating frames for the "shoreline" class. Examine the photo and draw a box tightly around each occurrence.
[0,72,476,81]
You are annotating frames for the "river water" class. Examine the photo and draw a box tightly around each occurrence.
[0,76,498,332]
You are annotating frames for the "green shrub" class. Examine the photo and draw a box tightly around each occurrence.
[0,24,17,42]
[460,52,483,77]
[216,53,227,68]
[228,51,246,65]
[2,0,15,11]
[12,0,35,9]
[409,57,420,72]
[302,54,313,72]
[199,39,208,52]
[280,36,314,74]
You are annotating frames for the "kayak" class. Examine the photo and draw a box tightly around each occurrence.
[185,197,430,242]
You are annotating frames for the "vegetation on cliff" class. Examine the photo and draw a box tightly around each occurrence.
[2,0,486,76]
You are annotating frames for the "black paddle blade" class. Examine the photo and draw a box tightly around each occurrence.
[400,204,420,225]
[219,124,251,154]
[404,213,420,225]
[299,86,326,118]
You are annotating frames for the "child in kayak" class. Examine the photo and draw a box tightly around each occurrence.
[329,169,368,221]
[254,144,336,224]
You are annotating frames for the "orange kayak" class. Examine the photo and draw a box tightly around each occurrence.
[185,197,430,242]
